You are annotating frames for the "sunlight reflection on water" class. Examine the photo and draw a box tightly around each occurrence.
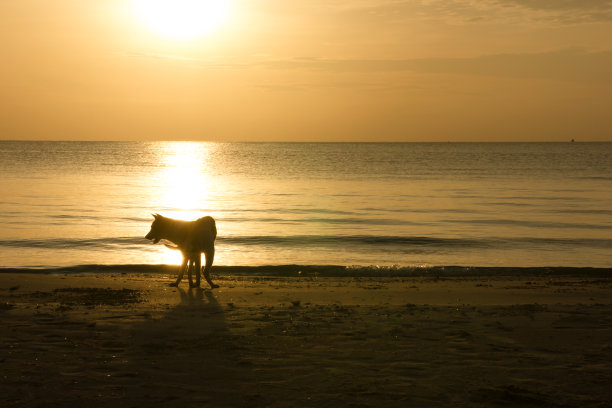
[156,142,213,218]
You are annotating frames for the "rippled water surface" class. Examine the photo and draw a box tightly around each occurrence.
[1,141,610,268]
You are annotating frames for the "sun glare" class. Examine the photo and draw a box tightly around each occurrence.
[131,0,231,41]
[158,142,212,220]
[154,142,213,264]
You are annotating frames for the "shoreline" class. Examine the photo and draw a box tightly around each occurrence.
[1,272,611,407]
[1,264,611,278]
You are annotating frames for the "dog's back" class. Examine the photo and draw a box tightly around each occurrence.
[146,214,216,250]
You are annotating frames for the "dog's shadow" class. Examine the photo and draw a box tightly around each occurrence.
[124,286,255,406]
[176,286,219,309]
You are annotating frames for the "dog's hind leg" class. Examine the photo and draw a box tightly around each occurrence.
[170,256,188,287]
[202,247,219,289]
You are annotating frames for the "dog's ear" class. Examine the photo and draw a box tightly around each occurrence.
[152,213,160,220]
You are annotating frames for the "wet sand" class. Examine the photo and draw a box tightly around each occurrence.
[1,272,611,407]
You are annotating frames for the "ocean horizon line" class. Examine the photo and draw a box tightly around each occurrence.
[1,140,611,144]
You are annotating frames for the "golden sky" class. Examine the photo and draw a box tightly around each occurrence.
[1,0,611,141]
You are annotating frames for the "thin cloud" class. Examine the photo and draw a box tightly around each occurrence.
[498,0,612,23]
[260,49,612,83]
[122,48,612,84]
[333,0,612,24]
[124,52,252,70]
[499,0,611,11]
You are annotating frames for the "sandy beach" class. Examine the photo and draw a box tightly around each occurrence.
[1,272,611,407]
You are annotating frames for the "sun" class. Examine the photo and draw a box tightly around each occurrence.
[131,0,232,41]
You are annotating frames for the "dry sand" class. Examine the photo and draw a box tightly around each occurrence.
[1,272,611,407]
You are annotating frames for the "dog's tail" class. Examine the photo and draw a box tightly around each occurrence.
[164,243,181,251]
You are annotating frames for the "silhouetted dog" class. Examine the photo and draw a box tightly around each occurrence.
[145,214,218,288]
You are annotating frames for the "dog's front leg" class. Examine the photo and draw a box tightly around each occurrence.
[193,254,201,288]
[187,258,194,288]
[170,256,188,287]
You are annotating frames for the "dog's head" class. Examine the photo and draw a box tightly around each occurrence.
[145,213,163,244]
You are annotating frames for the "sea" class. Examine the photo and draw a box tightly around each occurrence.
[0,141,611,274]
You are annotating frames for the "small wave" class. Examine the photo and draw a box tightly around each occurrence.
[220,235,612,249]
[221,217,421,226]
[218,235,487,248]
[0,237,144,250]
[2,235,611,251]
[446,218,612,230]
[219,208,357,216]
[553,209,612,215]
[3,235,473,249]
[576,176,612,181]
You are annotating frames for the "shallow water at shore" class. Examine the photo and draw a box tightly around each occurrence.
[2,264,611,279]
